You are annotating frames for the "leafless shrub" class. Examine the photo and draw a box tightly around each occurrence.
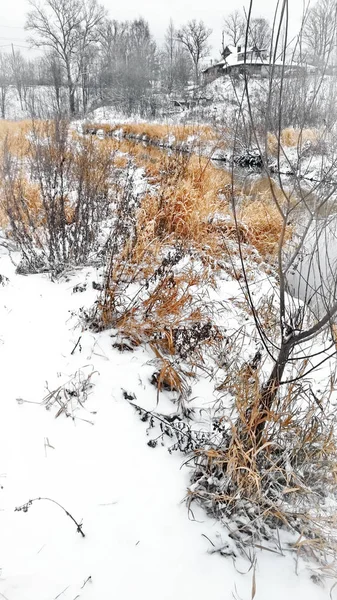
[0,119,119,273]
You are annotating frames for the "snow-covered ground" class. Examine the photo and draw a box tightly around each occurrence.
[0,244,334,600]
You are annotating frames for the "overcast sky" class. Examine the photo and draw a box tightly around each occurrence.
[0,0,306,59]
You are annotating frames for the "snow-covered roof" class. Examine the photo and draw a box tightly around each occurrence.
[223,44,236,55]
[223,46,305,70]
[202,60,226,73]
[224,47,266,66]
[203,43,317,75]
[223,59,289,69]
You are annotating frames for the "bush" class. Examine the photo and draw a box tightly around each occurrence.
[0,119,119,272]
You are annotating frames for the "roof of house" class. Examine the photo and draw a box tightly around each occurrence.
[202,60,226,73]
[223,59,288,69]
[225,46,268,66]
[203,44,316,75]
[222,44,236,57]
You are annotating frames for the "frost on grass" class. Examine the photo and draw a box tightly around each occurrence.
[2,115,337,593]
[126,354,337,575]
[42,366,98,422]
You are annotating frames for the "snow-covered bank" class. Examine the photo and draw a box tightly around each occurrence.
[0,246,334,600]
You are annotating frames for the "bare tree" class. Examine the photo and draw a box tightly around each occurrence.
[99,17,158,115]
[160,20,192,94]
[248,17,272,49]
[0,53,12,119]
[9,49,35,112]
[222,10,245,48]
[303,0,337,66]
[43,52,64,113]
[230,1,337,446]
[164,19,177,94]
[25,0,106,116]
[176,19,212,85]
[9,48,25,110]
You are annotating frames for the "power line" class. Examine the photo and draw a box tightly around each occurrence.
[0,43,30,49]
[0,37,27,41]
[0,25,25,29]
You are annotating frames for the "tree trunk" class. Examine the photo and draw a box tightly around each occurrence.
[0,88,6,119]
[255,341,294,444]
[194,62,199,87]
[55,84,61,113]
[66,63,75,116]
[69,86,76,116]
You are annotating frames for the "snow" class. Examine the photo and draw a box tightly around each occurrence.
[85,106,147,126]
[0,244,334,600]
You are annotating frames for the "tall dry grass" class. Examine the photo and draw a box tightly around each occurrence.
[239,199,292,256]
[0,120,33,158]
[0,119,124,270]
[99,137,291,341]
[268,127,320,154]
[188,361,337,567]
[83,121,218,145]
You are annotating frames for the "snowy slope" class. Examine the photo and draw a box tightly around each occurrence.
[0,247,334,600]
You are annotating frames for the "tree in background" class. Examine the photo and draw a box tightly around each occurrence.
[302,0,337,66]
[248,17,272,49]
[222,12,271,57]
[46,52,64,113]
[222,10,245,48]
[164,20,176,93]
[0,53,11,119]
[99,17,158,115]
[176,20,212,85]
[160,20,192,94]
[9,49,25,111]
[26,0,106,115]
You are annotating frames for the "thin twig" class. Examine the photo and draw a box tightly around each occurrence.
[15,497,85,538]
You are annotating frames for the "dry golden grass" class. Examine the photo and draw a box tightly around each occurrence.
[91,131,291,263]
[0,120,118,234]
[113,153,129,169]
[102,250,216,354]
[188,365,337,566]
[1,173,77,230]
[0,119,33,157]
[236,177,293,258]
[0,119,32,139]
[83,121,217,145]
[0,118,292,266]
[98,144,230,382]
[100,129,288,348]
[156,163,229,243]
[72,136,115,198]
[0,170,43,229]
[239,198,292,257]
[123,149,233,251]
[267,127,320,154]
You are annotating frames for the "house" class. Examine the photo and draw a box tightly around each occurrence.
[223,44,288,78]
[202,60,227,82]
[202,45,307,82]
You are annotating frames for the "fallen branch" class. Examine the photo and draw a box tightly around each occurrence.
[15,497,85,538]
